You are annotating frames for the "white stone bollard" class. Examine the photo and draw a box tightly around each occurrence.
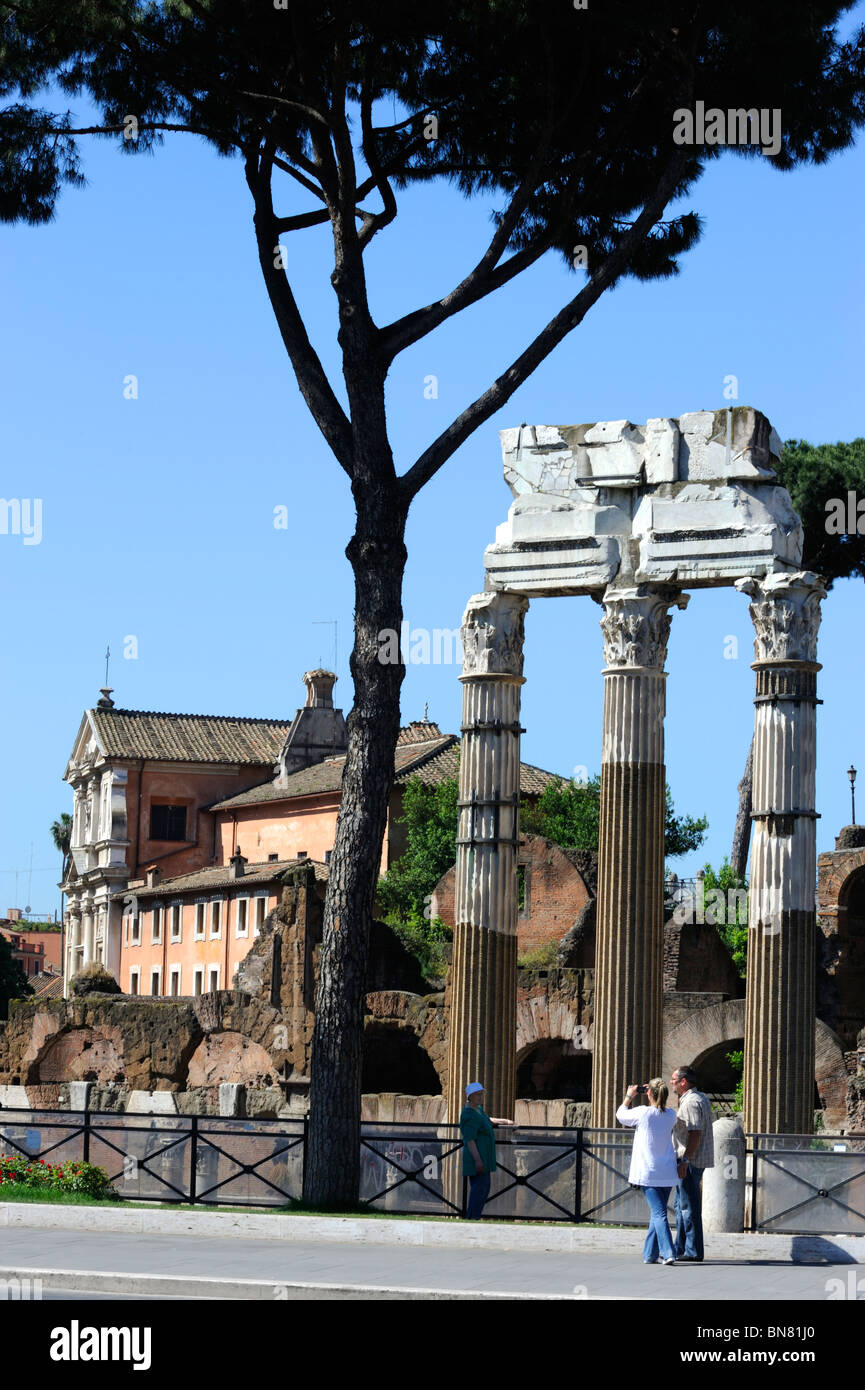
[218,1082,245,1117]
[702,1116,746,1233]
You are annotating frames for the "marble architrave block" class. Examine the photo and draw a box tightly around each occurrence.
[488,409,801,598]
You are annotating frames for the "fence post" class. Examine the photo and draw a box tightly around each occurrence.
[302,1112,308,1199]
[749,1138,758,1232]
[82,1108,90,1165]
[575,1127,583,1222]
[189,1115,198,1206]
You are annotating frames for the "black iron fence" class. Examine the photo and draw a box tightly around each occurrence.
[749,1132,865,1236]
[3,1108,863,1231]
[0,1109,651,1222]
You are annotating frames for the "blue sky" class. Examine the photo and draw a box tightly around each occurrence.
[2,48,864,916]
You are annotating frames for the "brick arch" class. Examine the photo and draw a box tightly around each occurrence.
[838,863,865,923]
[662,999,849,1129]
[32,1025,126,1084]
[515,992,583,1061]
[186,1031,279,1087]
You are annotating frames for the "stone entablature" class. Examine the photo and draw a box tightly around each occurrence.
[486,409,801,596]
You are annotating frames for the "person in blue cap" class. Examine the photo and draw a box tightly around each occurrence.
[459,1082,514,1220]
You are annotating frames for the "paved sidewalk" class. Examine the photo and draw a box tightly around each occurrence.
[0,1226,858,1300]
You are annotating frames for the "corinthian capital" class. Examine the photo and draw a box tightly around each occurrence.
[600,585,689,670]
[461,591,529,678]
[736,571,826,664]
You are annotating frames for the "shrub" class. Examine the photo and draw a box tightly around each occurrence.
[0,1155,116,1198]
[70,962,121,996]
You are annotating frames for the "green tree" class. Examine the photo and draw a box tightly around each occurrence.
[379,771,706,933]
[522,777,707,859]
[50,812,72,879]
[726,1048,744,1111]
[699,858,749,975]
[5,1,864,1206]
[777,438,865,586]
[377,777,459,923]
[730,438,865,878]
[0,933,33,1019]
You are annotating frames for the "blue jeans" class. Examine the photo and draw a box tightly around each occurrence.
[466,1172,491,1220]
[675,1164,704,1259]
[642,1185,675,1263]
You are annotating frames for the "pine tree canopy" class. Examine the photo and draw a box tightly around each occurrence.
[3,1,865,296]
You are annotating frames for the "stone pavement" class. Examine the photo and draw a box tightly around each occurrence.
[1,1225,860,1300]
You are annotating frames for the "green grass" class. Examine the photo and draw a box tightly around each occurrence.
[0,1186,632,1228]
[0,1185,121,1206]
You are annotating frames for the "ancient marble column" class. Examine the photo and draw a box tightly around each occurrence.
[82,903,95,967]
[736,572,825,1135]
[446,590,528,1123]
[592,585,689,1127]
[65,907,81,991]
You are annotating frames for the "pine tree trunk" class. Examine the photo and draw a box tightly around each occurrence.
[730,735,754,881]
[303,495,407,1207]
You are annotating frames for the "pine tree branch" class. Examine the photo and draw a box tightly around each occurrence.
[357,75,397,251]
[246,145,353,478]
[398,151,687,503]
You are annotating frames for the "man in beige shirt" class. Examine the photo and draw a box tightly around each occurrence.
[670,1065,715,1261]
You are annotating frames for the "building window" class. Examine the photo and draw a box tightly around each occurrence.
[253,896,267,936]
[236,898,249,938]
[169,965,181,997]
[193,967,204,997]
[150,967,161,996]
[130,914,140,945]
[194,902,206,940]
[169,904,182,943]
[151,906,163,945]
[268,853,278,862]
[150,804,187,841]
[208,965,220,993]
[209,900,222,939]
[129,967,140,996]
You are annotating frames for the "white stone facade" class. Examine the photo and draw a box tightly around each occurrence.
[63,719,130,984]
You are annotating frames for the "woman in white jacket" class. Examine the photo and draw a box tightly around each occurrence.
[616,1078,678,1265]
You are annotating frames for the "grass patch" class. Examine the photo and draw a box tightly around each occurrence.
[0,1187,633,1229]
[0,1185,121,1206]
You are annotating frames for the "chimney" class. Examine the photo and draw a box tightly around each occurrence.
[145,865,161,889]
[272,670,347,781]
[229,847,247,879]
[303,669,337,709]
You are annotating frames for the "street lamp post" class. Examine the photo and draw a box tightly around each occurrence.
[848,765,857,826]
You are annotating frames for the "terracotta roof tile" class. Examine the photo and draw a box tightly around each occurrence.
[127,857,328,901]
[395,743,560,794]
[90,708,289,764]
[210,735,457,810]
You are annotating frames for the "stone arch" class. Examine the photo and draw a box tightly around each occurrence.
[33,1025,126,1085]
[186,1030,279,1087]
[361,1022,442,1096]
[838,862,865,920]
[516,1039,592,1100]
[662,999,850,1129]
[515,993,583,1060]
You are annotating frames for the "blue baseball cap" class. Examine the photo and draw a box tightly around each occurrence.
[465,1081,484,1097]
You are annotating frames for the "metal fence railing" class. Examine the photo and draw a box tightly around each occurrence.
[748,1132,865,1235]
[3,1108,864,1231]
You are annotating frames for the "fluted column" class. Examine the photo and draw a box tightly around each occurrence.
[592,585,689,1127]
[82,903,95,967]
[65,907,81,994]
[736,572,825,1135]
[446,591,528,1123]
